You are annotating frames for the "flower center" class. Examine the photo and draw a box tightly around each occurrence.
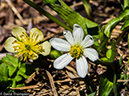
[25,45,31,51]
[70,45,83,59]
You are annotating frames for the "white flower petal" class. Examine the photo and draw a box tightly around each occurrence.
[83,48,99,62]
[4,37,18,52]
[54,53,73,69]
[76,56,88,78]
[63,30,74,45]
[40,41,51,56]
[73,24,84,44]
[30,28,44,43]
[12,27,27,40]
[81,35,94,48]
[50,38,70,52]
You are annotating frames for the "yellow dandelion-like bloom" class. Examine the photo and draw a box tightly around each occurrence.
[4,27,51,61]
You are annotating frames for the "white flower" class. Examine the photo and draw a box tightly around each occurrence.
[50,24,99,78]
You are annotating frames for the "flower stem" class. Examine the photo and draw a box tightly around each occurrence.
[23,0,72,31]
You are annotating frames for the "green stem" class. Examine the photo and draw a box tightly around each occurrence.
[23,0,72,31]
[124,0,129,9]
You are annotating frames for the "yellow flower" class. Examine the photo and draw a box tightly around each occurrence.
[4,27,51,61]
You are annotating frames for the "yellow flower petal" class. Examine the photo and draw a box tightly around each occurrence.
[40,41,51,56]
[4,37,18,52]
[30,28,44,43]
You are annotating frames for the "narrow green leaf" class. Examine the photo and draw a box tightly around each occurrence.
[88,92,96,96]
[43,0,59,4]
[23,0,72,31]
[104,18,120,38]
[82,0,92,19]
[121,19,129,31]
[44,0,98,35]
[119,7,129,20]
[124,65,128,80]
[49,3,87,35]
[113,74,118,96]
[119,55,123,66]
[99,76,113,96]
[79,90,86,96]
[58,0,73,11]
[99,26,106,42]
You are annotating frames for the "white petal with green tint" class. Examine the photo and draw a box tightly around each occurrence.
[54,53,73,69]
[40,41,51,56]
[30,28,44,43]
[81,35,94,48]
[63,30,74,45]
[50,38,71,52]
[83,48,99,62]
[76,56,88,78]
[73,24,84,44]
[12,27,27,40]
[4,37,18,52]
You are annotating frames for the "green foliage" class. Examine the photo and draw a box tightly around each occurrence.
[104,7,129,38]
[43,0,98,35]
[87,92,96,96]
[49,49,62,59]
[0,54,34,92]
[99,76,113,96]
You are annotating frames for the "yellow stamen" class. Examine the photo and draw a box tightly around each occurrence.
[12,33,44,61]
[70,45,83,59]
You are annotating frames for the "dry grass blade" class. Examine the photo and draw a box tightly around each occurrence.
[5,0,24,24]
[10,85,39,90]
[45,70,58,96]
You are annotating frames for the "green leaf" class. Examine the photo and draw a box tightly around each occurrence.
[2,54,19,68]
[18,63,26,73]
[99,26,107,42]
[106,49,112,59]
[16,83,25,88]
[124,65,128,79]
[121,19,129,31]
[99,76,113,96]
[49,49,62,59]
[88,92,96,96]
[119,55,123,66]
[104,18,120,38]
[79,90,86,96]
[119,7,129,20]
[44,0,98,35]
[50,3,87,35]
[4,63,17,77]
[43,0,60,4]
[23,0,72,32]
[104,7,129,38]
[12,75,22,82]
[113,74,117,96]
[0,63,8,81]
[17,63,29,79]
[12,80,16,88]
